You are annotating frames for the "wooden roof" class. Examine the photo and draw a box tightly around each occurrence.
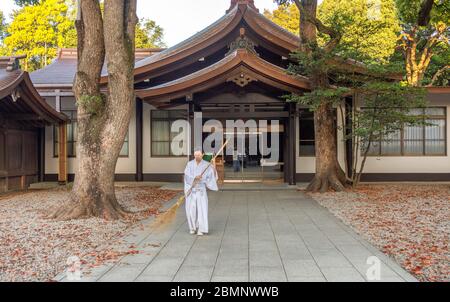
[124,3,300,84]
[136,48,310,104]
[0,56,68,126]
[30,0,400,95]
[127,0,402,84]
[31,48,164,88]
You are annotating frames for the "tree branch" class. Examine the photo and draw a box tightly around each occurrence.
[75,0,105,97]
[294,0,342,53]
[429,65,449,86]
[418,0,434,26]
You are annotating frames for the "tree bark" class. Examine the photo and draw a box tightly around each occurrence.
[50,0,137,220]
[401,24,446,87]
[418,0,434,26]
[306,97,346,193]
[295,0,317,50]
[295,0,346,192]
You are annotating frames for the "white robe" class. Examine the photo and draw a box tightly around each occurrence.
[184,159,218,233]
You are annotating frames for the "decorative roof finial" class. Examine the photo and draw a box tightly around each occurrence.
[227,0,259,13]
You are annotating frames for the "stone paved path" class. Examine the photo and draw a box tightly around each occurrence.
[58,190,416,282]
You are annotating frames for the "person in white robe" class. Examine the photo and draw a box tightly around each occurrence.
[184,149,218,236]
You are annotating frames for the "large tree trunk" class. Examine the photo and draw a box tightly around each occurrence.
[296,0,346,192]
[306,75,346,193]
[50,0,137,220]
[307,102,346,192]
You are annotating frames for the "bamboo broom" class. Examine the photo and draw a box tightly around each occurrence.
[152,139,229,228]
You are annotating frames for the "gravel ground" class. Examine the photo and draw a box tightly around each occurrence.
[307,184,450,282]
[0,187,178,282]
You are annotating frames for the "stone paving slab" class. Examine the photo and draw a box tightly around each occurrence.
[59,189,417,282]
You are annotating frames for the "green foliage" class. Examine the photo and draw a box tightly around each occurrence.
[135,18,166,48]
[395,0,450,25]
[288,87,351,111]
[0,10,9,60]
[288,43,330,74]
[14,0,40,6]
[269,1,401,63]
[423,41,449,86]
[4,0,77,71]
[0,10,6,41]
[318,0,400,64]
[396,0,449,86]
[350,82,427,186]
[3,1,165,71]
[77,94,106,116]
[263,3,299,35]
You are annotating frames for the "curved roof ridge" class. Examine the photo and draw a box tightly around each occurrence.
[247,5,300,43]
[145,51,239,90]
[0,58,68,124]
[134,5,240,69]
[136,48,310,101]
[144,48,309,90]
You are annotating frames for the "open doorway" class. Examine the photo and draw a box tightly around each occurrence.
[220,123,284,183]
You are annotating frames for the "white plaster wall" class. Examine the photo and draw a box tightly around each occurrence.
[45,126,78,174]
[117,104,137,174]
[142,102,189,174]
[361,102,450,174]
[44,97,449,177]
[44,105,137,175]
[296,105,347,173]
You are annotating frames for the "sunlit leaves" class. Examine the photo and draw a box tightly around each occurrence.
[318,0,400,64]
[4,0,76,71]
[135,18,166,49]
[264,3,300,35]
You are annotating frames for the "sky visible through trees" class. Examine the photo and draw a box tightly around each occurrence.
[1,0,281,46]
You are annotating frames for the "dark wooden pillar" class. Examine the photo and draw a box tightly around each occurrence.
[58,122,67,185]
[136,98,143,182]
[283,118,289,183]
[345,96,354,179]
[38,127,45,182]
[287,103,297,185]
[188,102,195,160]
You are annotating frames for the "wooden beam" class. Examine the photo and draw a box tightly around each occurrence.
[58,122,67,184]
[283,118,289,183]
[136,98,143,182]
[38,127,45,182]
[8,114,44,121]
[345,97,353,179]
[55,89,61,112]
[188,102,195,160]
[201,111,289,119]
[288,102,296,185]
[38,91,74,97]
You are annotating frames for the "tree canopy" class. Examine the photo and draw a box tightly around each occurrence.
[269,0,449,86]
[396,0,450,25]
[267,0,401,63]
[263,3,299,35]
[395,0,449,86]
[318,0,400,64]
[1,0,166,71]
[0,10,7,44]
[135,18,166,48]
[4,0,77,71]
[273,0,427,191]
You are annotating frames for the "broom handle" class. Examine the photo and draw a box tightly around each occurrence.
[186,139,229,197]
